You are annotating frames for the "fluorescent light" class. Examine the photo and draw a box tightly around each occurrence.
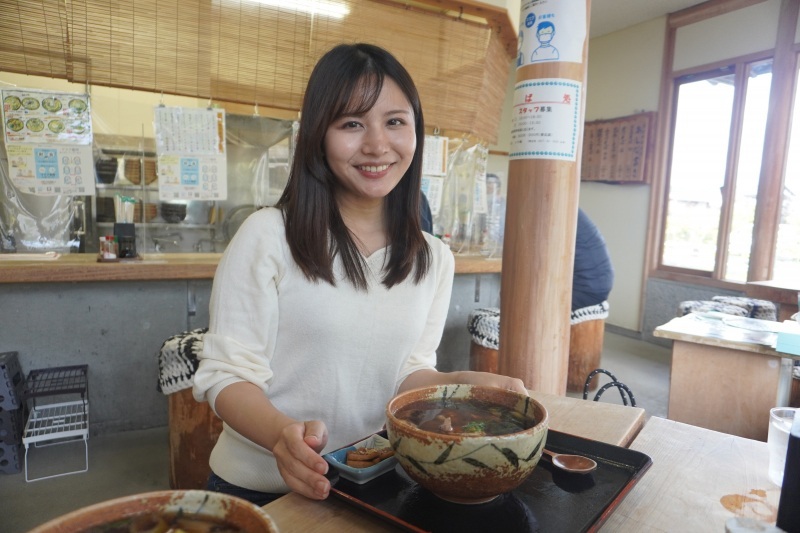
[252,0,349,19]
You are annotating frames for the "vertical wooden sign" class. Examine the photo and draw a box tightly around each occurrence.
[499,0,591,394]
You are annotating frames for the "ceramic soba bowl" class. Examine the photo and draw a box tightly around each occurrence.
[28,490,279,533]
[385,384,548,504]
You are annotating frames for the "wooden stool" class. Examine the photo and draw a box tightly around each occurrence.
[158,328,221,490]
[467,308,500,374]
[470,341,499,374]
[567,319,606,392]
[566,302,610,393]
[168,387,222,490]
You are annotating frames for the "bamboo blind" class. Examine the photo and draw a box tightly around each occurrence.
[0,0,513,143]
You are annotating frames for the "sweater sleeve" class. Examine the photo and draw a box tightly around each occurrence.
[395,236,455,390]
[192,208,284,411]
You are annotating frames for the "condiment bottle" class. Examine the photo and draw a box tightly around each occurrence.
[777,414,800,531]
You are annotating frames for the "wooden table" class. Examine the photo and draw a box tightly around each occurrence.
[262,392,646,532]
[601,417,781,532]
[655,313,796,441]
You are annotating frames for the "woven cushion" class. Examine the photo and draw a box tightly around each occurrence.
[467,308,500,350]
[570,301,609,325]
[468,302,610,350]
[678,300,748,317]
[157,328,207,395]
[711,296,777,321]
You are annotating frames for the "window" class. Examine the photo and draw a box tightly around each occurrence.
[775,62,800,281]
[658,49,800,286]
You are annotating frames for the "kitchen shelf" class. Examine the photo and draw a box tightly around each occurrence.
[22,365,89,482]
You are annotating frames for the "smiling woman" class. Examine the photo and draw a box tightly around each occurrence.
[191,42,525,508]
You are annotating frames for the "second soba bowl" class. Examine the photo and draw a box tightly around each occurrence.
[385,384,548,504]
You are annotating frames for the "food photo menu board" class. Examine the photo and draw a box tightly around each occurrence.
[153,106,228,202]
[2,89,94,196]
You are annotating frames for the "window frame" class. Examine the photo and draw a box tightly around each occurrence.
[648,0,800,291]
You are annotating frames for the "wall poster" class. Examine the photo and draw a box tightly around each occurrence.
[2,89,94,196]
[581,112,654,183]
[153,106,228,201]
[517,0,587,68]
[422,135,448,215]
[509,78,582,161]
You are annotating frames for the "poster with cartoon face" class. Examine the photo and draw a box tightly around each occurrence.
[517,0,587,68]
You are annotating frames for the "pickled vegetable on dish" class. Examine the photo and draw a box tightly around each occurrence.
[3,95,22,110]
[21,97,40,110]
[42,97,62,112]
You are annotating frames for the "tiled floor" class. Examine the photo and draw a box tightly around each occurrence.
[0,331,671,533]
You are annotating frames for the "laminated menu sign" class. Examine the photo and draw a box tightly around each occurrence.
[153,106,228,201]
[2,89,94,196]
[509,78,581,161]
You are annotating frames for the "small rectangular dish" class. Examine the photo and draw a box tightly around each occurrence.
[323,432,397,485]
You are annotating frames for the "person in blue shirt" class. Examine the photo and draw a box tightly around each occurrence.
[572,209,614,311]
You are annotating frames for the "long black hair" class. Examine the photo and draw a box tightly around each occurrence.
[276,43,431,290]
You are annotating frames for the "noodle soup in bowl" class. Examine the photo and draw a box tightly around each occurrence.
[385,384,548,504]
[28,490,278,533]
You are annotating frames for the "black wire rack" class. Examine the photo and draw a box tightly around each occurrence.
[24,364,88,401]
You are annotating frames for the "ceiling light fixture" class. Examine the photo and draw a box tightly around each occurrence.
[252,0,349,19]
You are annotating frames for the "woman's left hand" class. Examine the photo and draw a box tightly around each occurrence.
[458,371,528,396]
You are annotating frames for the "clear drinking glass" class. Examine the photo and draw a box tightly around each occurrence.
[769,408,797,486]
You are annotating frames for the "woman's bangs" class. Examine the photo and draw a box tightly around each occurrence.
[337,72,384,118]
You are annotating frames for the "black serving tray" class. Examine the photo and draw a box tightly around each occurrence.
[328,429,652,533]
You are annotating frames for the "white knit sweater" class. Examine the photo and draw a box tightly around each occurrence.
[193,207,454,493]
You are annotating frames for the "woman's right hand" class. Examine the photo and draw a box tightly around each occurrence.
[272,420,331,500]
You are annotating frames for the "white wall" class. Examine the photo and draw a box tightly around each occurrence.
[581,17,666,330]
[674,0,781,71]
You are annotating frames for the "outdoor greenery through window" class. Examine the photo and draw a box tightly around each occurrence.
[661,55,799,284]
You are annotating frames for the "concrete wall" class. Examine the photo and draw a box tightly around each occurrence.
[641,279,744,347]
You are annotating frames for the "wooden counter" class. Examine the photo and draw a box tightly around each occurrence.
[0,253,501,283]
